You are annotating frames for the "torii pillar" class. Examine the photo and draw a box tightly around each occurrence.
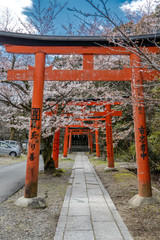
[129,53,157,206]
[52,129,60,168]
[105,104,115,169]
[87,131,91,151]
[63,126,69,158]
[15,52,47,207]
[95,123,100,158]
[90,133,93,153]
[68,130,72,153]
[25,53,45,197]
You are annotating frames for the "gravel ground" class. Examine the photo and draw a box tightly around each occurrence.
[0,154,75,240]
[89,155,160,240]
[0,154,27,167]
[1,153,159,240]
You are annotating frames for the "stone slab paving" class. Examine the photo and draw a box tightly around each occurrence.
[54,153,134,240]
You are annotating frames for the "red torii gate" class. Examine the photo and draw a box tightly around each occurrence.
[62,100,122,162]
[46,108,101,166]
[2,32,160,207]
[68,128,91,153]
[67,128,95,156]
[52,103,122,163]
[62,123,104,160]
[68,125,101,158]
[79,108,122,168]
[63,126,98,158]
[64,107,122,166]
[49,100,122,167]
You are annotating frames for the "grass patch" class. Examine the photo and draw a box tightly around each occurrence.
[0,154,27,166]
[15,154,27,161]
[113,169,136,182]
[88,155,106,166]
[59,158,74,162]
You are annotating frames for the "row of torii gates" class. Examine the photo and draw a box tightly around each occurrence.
[0,31,160,206]
[50,100,122,168]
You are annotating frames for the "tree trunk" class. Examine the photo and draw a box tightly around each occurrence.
[10,127,15,140]
[42,136,55,174]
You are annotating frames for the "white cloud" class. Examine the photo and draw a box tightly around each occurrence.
[0,0,33,21]
[120,0,159,14]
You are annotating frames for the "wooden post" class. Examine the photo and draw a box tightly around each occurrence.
[68,130,72,153]
[63,126,68,158]
[130,53,152,197]
[25,52,46,198]
[52,129,60,168]
[90,133,93,153]
[105,104,114,168]
[88,131,90,150]
[95,124,100,158]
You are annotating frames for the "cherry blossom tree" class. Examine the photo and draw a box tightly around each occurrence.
[0,0,159,172]
[66,0,160,170]
[68,0,160,71]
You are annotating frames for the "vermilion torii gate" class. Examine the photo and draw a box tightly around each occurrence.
[50,100,122,166]
[71,104,122,165]
[64,125,100,158]
[67,101,122,167]
[1,31,160,206]
[68,128,92,153]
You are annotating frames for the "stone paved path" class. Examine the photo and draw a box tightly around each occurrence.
[54,153,133,240]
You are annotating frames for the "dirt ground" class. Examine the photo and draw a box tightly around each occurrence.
[0,154,75,240]
[0,153,160,240]
[89,155,160,240]
[0,154,27,166]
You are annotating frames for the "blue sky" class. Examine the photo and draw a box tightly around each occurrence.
[56,0,126,34]
[27,0,133,34]
[58,0,125,21]
[0,0,158,35]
